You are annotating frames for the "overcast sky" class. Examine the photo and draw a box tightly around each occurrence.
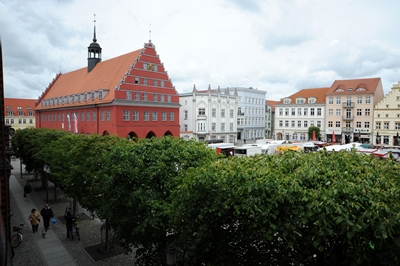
[1,0,400,101]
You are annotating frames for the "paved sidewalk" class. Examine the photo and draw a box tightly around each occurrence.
[10,173,77,266]
[10,159,136,266]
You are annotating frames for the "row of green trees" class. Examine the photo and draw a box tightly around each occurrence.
[11,128,400,265]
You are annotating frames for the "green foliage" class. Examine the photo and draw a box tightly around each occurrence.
[170,150,400,265]
[308,126,321,140]
[97,136,218,265]
[14,128,400,265]
[12,128,69,173]
[42,134,125,213]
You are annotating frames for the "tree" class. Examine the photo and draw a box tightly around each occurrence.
[42,134,125,212]
[170,150,400,265]
[12,128,69,187]
[97,136,218,265]
[308,126,321,140]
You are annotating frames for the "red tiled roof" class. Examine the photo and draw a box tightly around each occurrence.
[35,49,142,110]
[266,100,279,109]
[327,77,381,95]
[4,98,36,114]
[276,87,330,104]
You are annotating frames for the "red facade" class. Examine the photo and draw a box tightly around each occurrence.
[35,41,180,138]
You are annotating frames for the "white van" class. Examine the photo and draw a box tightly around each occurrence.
[234,146,262,157]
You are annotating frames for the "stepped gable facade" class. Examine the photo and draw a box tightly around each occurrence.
[35,27,180,139]
[373,81,400,146]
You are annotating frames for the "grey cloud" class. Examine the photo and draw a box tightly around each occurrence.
[323,44,400,79]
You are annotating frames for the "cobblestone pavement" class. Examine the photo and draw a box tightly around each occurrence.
[10,159,137,266]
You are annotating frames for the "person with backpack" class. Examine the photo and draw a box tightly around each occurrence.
[24,182,32,202]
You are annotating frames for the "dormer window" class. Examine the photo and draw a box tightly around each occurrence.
[308,98,316,104]
[296,98,305,104]
[335,88,344,92]
[283,99,291,104]
[348,87,353,91]
[17,106,22,110]
[84,93,88,102]
[99,90,103,100]
[6,106,10,109]
[356,87,366,91]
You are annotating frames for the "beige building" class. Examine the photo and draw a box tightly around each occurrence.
[325,78,384,144]
[4,98,36,135]
[373,81,400,146]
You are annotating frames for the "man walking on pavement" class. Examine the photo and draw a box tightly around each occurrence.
[24,182,32,202]
[41,203,54,231]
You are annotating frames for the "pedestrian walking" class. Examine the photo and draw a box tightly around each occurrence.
[28,208,40,233]
[64,211,76,239]
[24,182,32,202]
[40,203,54,231]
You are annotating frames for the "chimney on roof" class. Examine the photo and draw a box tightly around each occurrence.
[87,15,102,73]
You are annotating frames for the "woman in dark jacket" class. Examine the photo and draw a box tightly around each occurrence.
[40,203,54,231]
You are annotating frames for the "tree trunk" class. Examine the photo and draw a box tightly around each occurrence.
[105,218,109,251]
[72,199,78,216]
[45,173,49,203]
[53,181,57,201]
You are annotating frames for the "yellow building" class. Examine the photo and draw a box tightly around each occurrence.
[4,98,36,135]
[373,81,400,146]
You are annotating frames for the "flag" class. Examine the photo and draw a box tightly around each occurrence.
[332,131,336,143]
[67,114,70,132]
[74,113,78,134]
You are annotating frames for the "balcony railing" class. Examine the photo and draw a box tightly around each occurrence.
[342,127,354,133]
[342,102,355,108]
[342,115,354,121]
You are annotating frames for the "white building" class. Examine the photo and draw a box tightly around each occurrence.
[373,81,400,146]
[275,87,329,141]
[179,85,238,143]
[233,87,267,141]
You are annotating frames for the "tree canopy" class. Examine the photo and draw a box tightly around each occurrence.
[12,128,400,265]
[171,150,400,265]
[96,136,219,265]
[41,133,126,213]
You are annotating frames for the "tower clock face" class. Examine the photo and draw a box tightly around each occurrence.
[147,64,154,71]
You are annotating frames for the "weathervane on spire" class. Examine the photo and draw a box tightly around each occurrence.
[93,14,97,42]
[149,24,152,42]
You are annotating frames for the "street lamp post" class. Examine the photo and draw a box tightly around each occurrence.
[166,246,176,266]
